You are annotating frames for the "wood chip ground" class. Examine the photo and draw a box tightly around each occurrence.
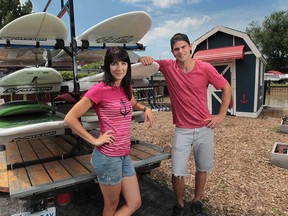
[131,107,288,216]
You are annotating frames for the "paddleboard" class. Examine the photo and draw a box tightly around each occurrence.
[0,100,52,117]
[78,11,151,44]
[132,78,149,87]
[0,67,62,95]
[0,12,68,67]
[131,62,159,80]
[85,62,159,82]
[0,12,68,41]
[52,11,151,67]
[81,110,144,131]
[0,112,65,145]
[60,62,155,92]
[60,77,149,94]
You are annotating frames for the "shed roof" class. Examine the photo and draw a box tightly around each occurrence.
[194,45,244,63]
[192,25,266,64]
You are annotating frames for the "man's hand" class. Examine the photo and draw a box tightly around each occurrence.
[204,114,225,128]
[139,56,155,66]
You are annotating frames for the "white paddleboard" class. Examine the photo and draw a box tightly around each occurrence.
[81,111,144,130]
[0,12,68,67]
[131,62,159,80]
[86,62,159,82]
[52,11,151,67]
[132,78,149,87]
[60,62,157,93]
[77,11,151,44]
[0,12,68,41]
[0,67,62,95]
[61,77,149,93]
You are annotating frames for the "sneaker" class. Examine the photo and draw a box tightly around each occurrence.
[172,203,184,216]
[190,201,204,216]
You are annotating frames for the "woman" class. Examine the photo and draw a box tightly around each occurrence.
[64,46,154,216]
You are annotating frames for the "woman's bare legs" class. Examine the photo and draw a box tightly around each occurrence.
[115,175,141,216]
[99,183,122,216]
[99,175,141,216]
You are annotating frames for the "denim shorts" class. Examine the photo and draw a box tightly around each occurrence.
[172,127,214,176]
[91,149,136,185]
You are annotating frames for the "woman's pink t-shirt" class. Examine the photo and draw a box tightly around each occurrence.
[84,82,132,156]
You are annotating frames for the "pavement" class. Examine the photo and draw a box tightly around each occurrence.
[55,176,183,216]
[1,175,194,216]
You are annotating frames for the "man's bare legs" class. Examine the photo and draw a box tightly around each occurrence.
[172,175,185,207]
[172,170,207,206]
[193,170,206,202]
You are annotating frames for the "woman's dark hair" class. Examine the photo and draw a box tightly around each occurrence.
[103,47,132,100]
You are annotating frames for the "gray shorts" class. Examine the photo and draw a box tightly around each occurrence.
[172,127,214,176]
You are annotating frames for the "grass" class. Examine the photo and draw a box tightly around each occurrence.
[270,83,288,87]
[215,183,229,192]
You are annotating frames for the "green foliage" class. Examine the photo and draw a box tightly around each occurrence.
[246,10,288,71]
[270,83,288,87]
[0,0,32,29]
[82,61,103,70]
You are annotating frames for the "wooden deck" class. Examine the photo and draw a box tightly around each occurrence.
[0,134,170,198]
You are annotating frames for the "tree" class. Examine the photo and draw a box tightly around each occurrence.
[246,10,288,71]
[82,62,103,70]
[0,0,33,29]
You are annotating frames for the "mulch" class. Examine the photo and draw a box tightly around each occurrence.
[131,107,288,216]
[1,107,287,216]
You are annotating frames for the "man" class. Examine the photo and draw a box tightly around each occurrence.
[139,33,232,216]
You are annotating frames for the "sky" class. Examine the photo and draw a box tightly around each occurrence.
[27,0,288,59]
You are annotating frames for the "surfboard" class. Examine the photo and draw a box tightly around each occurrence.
[0,12,68,67]
[77,11,151,44]
[0,100,52,117]
[86,62,159,82]
[131,62,159,80]
[0,12,68,41]
[60,78,149,94]
[132,79,149,87]
[81,111,144,130]
[0,67,62,95]
[60,62,156,93]
[52,11,151,67]
[0,112,65,145]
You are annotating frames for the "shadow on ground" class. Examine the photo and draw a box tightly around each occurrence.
[0,176,194,216]
[55,176,190,216]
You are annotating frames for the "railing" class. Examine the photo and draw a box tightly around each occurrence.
[269,86,288,93]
